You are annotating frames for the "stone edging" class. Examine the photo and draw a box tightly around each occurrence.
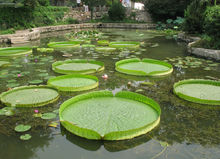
[0,23,156,44]
[178,33,220,60]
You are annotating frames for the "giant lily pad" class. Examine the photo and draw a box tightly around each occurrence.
[48,74,99,92]
[109,41,140,49]
[115,58,173,76]
[95,47,117,52]
[52,59,104,75]
[0,47,32,57]
[0,61,10,68]
[48,41,81,48]
[97,40,109,46]
[173,79,220,105]
[59,91,161,140]
[0,85,60,107]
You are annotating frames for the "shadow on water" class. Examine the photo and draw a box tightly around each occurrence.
[62,125,153,152]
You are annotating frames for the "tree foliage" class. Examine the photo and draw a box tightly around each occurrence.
[144,0,192,21]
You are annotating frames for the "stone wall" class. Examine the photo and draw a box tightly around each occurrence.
[0,23,156,44]
[178,33,220,60]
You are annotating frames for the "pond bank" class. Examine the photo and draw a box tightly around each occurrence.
[0,23,156,44]
[178,33,220,60]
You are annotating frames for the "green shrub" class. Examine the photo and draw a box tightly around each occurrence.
[203,6,220,49]
[144,0,192,21]
[108,2,126,21]
[183,0,210,33]
[65,18,79,24]
[204,6,220,38]
[38,0,50,6]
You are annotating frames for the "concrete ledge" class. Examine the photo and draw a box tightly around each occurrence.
[0,23,156,44]
[178,33,220,60]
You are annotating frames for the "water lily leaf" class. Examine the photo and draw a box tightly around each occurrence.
[41,112,57,120]
[20,134,32,140]
[48,122,59,128]
[159,141,169,147]
[53,109,59,114]
[0,86,59,107]
[173,79,220,105]
[5,110,14,116]
[60,91,161,140]
[15,124,31,132]
[33,113,42,117]
[135,89,144,93]
[6,83,20,88]
[116,58,173,76]
[28,80,43,85]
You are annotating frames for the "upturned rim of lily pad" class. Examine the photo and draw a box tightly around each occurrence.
[115,58,173,76]
[59,90,161,140]
[47,41,81,48]
[47,74,99,92]
[0,61,10,68]
[109,41,140,48]
[0,47,32,57]
[0,85,60,107]
[52,59,104,75]
[173,79,220,105]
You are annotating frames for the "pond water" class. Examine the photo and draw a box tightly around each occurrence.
[0,29,220,159]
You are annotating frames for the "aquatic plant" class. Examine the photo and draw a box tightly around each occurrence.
[174,79,220,105]
[115,58,173,76]
[59,91,161,140]
[52,59,104,75]
[0,85,60,107]
[47,74,99,92]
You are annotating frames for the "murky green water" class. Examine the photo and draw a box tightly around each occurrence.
[0,29,220,159]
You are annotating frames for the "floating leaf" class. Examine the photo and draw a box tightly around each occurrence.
[47,74,99,92]
[159,141,169,147]
[60,91,161,140]
[41,112,57,120]
[174,79,220,105]
[15,124,31,132]
[28,80,43,85]
[116,58,173,76]
[135,89,144,93]
[20,134,32,140]
[33,113,42,118]
[48,121,59,128]
[53,109,59,114]
[0,86,60,107]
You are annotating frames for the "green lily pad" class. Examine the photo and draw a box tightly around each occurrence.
[0,85,60,107]
[47,74,99,92]
[0,61,10,68]
[173,79,220,105]
[97,40,109,46]
[37,48,54,53]
[95,47,117,52]
[48,41,81,48]
[20,134,32,140]
[60,91,161,140]
[6,83,20,88]
[0,47,32,57]
[28,80,43,85]
[81,44,96,48]
[41,112,57,120]
[115,58,173,76]
[52,59,104,75]
[109,41,140,49]
[15,124,31,132]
